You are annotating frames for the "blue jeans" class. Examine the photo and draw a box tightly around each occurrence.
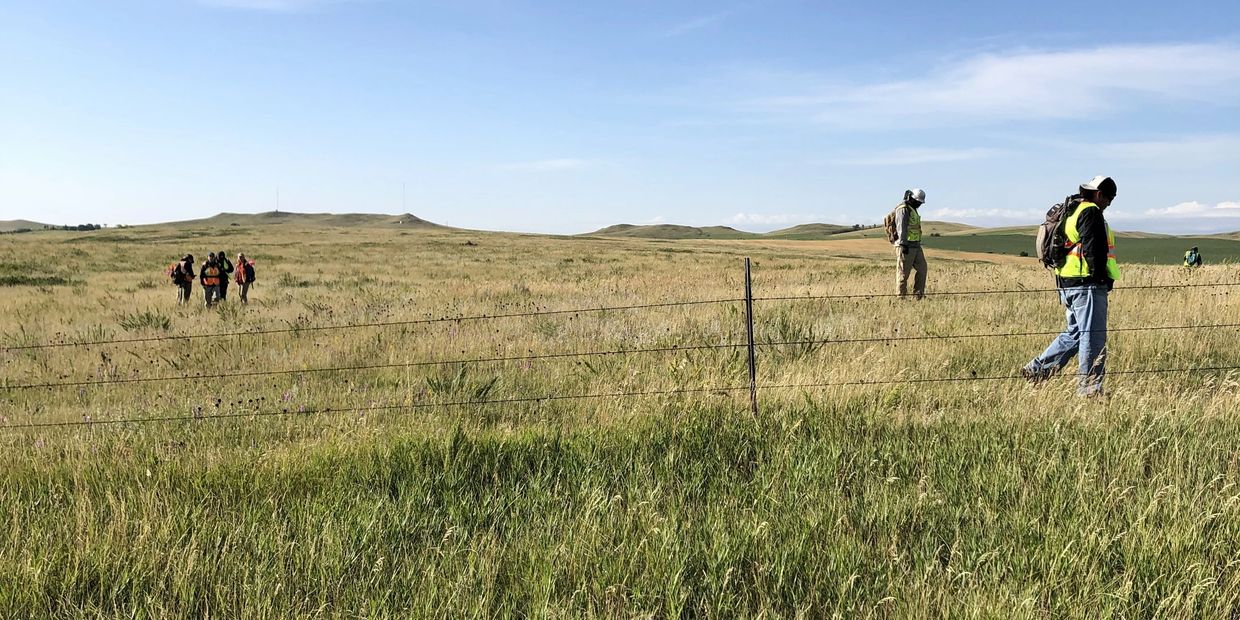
[1025,284,1108,395]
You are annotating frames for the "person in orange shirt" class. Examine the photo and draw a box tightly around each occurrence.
[234,253,255,304]
[200,254,223,308]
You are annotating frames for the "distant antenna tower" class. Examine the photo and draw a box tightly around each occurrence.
[402,182,406,212]
[276,186,280,214]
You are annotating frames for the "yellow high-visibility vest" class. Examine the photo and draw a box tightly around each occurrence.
[896,204,922,242]
[1057,201,1121,280]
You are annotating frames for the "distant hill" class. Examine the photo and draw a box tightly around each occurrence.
[0,219,50,232]
[827,221,979,239]
[164,211,445,229]
[765,223,856,239]
[586,220,991,241]
[588,222,870,240]
[586,224,760,240]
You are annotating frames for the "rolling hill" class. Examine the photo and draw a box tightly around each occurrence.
[585,224,760,239]
[584,219,1240,264]
[811,221,979,239]
[764,223,856,239]
[0,219,50,232]
[167,211,445,228]
[588,222,881,240]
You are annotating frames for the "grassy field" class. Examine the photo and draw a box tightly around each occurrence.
[2,219,1240,617]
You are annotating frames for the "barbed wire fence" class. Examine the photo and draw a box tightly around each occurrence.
[2,258,1239,431]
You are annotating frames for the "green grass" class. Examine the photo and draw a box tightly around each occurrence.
[4,403,1240,617]
[0,275,75,287]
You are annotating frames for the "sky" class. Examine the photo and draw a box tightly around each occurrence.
[3,0,1240,235]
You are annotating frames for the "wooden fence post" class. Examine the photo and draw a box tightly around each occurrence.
[744,257,758,415]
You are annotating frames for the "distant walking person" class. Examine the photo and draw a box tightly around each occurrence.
[1022,176,1121,397]
[888,188,927,299]
[200,255,223,307]
[172,254,195,305]
[1184,246,1203,267]
[234,253,255,304]
[216,249,235,301]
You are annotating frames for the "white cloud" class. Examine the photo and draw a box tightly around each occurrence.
[746,43,1240,128]
[642,215,667,224]
[725,212,820,226]
[927,207,1043,220]
[1143,201,1240,218]
[830,147,1000,166]
[496,159,594,172]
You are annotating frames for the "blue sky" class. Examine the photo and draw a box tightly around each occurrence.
[3,0,1240,234]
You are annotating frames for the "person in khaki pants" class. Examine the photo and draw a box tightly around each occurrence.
[893,188,927,299]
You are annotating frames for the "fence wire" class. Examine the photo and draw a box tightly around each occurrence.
[4,364,1238,432]
[754,281,1240,302]
[5,280,1236,353]
[4,322,1240,393]
[3,269,1238,431]
[0,297,743,352]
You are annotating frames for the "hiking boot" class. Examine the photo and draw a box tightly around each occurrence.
[1020,365,1049,385]
[1077,382,1105,398]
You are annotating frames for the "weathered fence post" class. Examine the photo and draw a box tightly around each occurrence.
[744,257,759,416]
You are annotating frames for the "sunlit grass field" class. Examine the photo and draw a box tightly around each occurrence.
[2,220,1240,617]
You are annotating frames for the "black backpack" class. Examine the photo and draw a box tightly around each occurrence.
[1035,195,1080,270]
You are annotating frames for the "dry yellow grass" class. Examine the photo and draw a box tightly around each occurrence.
[1,221,1239,616]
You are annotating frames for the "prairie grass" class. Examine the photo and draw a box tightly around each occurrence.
[0,224,1238,617]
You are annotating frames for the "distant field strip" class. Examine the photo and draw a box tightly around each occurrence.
[921,233,1240,265]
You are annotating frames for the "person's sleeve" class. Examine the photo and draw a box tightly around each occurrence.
[895,208,909,245]
[1077,208,1109,279]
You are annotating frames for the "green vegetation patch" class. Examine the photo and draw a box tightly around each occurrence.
[923,234,1240,265]
[0,262,75,287]
[0,275,74,286]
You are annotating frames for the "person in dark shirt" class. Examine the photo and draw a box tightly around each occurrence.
[216,249,235,301]
[1022,176,1121,397]
[174,254,195,305]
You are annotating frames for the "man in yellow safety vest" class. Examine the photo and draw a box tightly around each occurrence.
[893,188,927,299]
[1022,176,1120,397]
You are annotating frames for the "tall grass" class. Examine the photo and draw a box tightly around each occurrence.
[0,224,1237,616]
